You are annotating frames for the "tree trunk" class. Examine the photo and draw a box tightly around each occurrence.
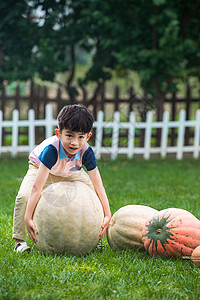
[152,75,165,121]
[65,44,76,104]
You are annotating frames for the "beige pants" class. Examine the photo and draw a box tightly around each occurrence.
[12,161,93,241]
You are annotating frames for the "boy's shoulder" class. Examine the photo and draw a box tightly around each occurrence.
[29,135,59,159]
[82,142,90,152]
[39,135,59,149]
[81,143,96,157]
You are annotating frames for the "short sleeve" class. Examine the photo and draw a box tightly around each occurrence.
[38,145,58,169]
[82,146,97,171]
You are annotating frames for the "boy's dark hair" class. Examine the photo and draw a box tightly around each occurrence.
[57,105,94,133]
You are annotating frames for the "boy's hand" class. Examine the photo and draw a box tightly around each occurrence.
[99,216,111,240]
[25,219,38,243]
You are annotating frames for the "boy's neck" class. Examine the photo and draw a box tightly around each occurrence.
[66,152,74,159]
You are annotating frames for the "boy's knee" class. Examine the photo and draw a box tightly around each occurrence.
[15,192,29,207]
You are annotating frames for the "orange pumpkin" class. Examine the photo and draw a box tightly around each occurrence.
[191,246,200,267]
[142,208,200,258]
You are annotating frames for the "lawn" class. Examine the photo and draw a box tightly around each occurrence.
[0,156,200,299]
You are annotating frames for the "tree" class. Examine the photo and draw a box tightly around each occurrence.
[0,0,37,87]
[110,0,200,117]
[1,0,199,113]
[35,0,200,114]
[29,0,115,102]
[76,0,200,118]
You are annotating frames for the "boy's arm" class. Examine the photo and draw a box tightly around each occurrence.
[88,167,111,239]
[24,163,50,243]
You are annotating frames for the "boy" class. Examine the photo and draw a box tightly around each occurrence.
[13,104,111,252]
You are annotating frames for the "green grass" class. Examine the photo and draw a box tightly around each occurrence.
[0,156,200,299]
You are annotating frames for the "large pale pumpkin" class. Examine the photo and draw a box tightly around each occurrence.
[33,181,104,255]
[107,205,158,250]
[142,208,200,258]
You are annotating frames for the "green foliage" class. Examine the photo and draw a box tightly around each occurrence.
[110,0,200,95]
[0,1,37,84]
[0,0,200,102]
[1,157,200,299]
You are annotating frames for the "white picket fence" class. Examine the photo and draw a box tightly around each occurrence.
[1,104,200,159]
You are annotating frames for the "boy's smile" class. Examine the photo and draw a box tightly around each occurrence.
[55,129,92,158]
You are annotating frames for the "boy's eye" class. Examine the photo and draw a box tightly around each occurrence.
[66,134,72,138]
[79,136,84,139]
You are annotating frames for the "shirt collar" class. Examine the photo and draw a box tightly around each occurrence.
[59,140,81,161]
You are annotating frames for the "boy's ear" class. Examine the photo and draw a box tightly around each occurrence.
[55,128,61,138]
[86,132,92,141]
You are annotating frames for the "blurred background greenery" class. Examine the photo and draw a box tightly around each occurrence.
[0,0,199,105]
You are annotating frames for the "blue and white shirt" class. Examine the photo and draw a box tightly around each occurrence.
[29,136,97,177]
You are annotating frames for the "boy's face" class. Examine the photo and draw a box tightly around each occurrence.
[55,128,92,158]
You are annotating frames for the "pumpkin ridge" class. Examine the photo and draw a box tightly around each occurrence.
[115,224,141,240]
[164,243,178,257]
[172,236,200,246]
[107,205,158,250]
[167,240,193,256]
[107,234,120,249]
[172,227,200,236]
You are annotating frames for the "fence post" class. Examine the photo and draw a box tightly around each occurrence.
[36,84,40,119]
[28,109,35,152]
[14,85,20,111]
[12,110,19,157]
[140,91,147,147]
[43,86,48,118]
[1,83,6,116]
[185,79,191,144]
[161,111,169,158]
[30,80,34,110]
[100,83,105,112]
[114,86,119,112]
[56,88,62,116]
[1,84,6,146]
[128,87,134,114]
[177,110,186,160]
[193,109,200,159]
[95,111,104,159]
[171,91,176,146]
[144,111,152,159]
[45,104,54,138]
[127,111,135,158]
[111,111,120,159]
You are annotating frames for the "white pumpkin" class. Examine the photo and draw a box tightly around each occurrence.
[107,205,158,250]
[33,181,104,255]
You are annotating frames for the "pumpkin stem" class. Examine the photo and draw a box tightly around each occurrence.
[156,228,162,234]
